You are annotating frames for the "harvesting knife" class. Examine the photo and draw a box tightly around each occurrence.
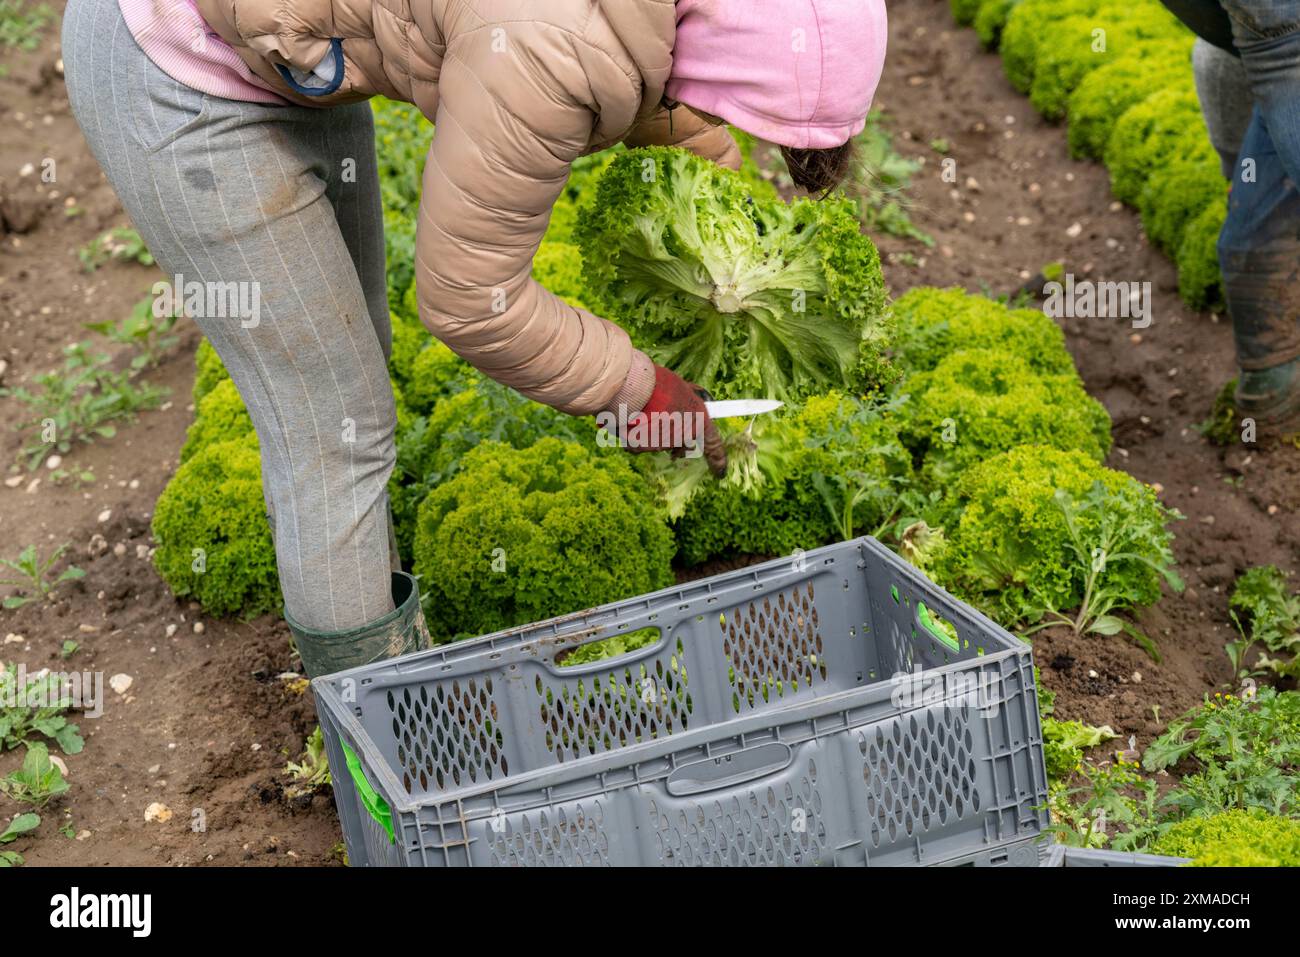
[703,398,784,419]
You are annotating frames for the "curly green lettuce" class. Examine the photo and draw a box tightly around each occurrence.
[651,392,912,565]
[890,286,1075,375]
[1105,87,1211,207]
[1152,808,1300,866]
[974,0,1017,47]
[390,375,593,565]
[412,438,674,640]
[935,446,1180,631]
[577,146,888,401]
[1139,157,1227,258]
[1024,7,1187,121]
[152,436,279,619]
[1177,201,1228,310]
[1066,38,1194,159]
[179,377,254,464]
[898,348,1112,486]
[532,240,589,311]
[999,0,1102,93]
[402,339,475,417]
[193,338,230,406]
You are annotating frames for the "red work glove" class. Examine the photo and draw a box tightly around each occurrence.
[614,365,728,478]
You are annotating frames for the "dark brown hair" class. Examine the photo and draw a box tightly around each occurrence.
[779,141,856,196]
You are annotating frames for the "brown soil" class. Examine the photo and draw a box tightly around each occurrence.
[1,4,341,865]
[0,0,1294,866]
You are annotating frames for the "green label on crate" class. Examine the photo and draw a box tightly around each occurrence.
[342,741,396,845]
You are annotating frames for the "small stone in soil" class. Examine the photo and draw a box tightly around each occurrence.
[165,623,178,638]
[109,673,133,695]
[1132,672,1143,683]
[144,802,173,824]
[3,633,25,644]
[1088,669,1099,678]
[97,508,112,523]
[3,475,22,488]
[193,622,205,635]
[148,764,161,775]
[112,543,126,557]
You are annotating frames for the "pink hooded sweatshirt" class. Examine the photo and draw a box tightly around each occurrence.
[119,0,887,149]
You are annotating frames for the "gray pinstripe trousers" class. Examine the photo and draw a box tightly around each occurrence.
[63,0,398,631]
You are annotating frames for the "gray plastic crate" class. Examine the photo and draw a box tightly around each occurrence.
[936,837,1043,867]
[314,537,1049,866]
[940,842,1190,867]
[1040,846,1189,867]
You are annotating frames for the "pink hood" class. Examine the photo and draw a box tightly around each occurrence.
[666,0,888,149]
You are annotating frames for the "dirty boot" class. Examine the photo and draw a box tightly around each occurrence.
[1236,358,1300,439]
[286,571,431,680]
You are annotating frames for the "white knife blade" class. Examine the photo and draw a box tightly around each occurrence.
[703,399,785,419]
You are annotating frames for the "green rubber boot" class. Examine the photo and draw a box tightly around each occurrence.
[286,571,431,680]
[1236,358,1300,438]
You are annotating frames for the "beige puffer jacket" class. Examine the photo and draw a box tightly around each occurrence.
[193,0,740,414]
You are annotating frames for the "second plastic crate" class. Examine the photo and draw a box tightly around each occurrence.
[1039,846,1189,867]
[314,537,1049,866]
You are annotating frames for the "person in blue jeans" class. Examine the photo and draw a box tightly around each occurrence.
[1163,0,1300,436]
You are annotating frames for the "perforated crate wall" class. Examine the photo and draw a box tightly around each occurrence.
[534,637,693,761]
[722,582,829,712]
[486,802,611,867]
[387,678,508,793]
[645,759,829,866]
[860,705,981,849]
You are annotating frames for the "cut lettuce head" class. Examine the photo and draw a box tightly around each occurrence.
[577,146,889,401]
